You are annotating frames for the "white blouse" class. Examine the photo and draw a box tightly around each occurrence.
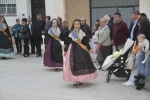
[48,27,61,37]
[69,29,86,42]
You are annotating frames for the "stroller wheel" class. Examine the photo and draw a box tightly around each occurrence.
[106,73,110,83]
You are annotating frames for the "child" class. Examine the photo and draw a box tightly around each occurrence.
[63,19,98,87]
[93,24,100,54]
[137,34,150,64]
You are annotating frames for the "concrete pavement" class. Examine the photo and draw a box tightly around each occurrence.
[0,50,150,100]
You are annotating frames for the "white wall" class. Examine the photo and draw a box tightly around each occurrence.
[26,0,32,18]
[45,0,66,20]
[45,0,55,19]
[4,0,31,26]
[4,16,17,26]
[139,0,150,18]
[54,0,66,21]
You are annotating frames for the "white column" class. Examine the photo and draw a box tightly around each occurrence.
[45,0,66,20]
[45,0,55,19]
[26,0,32,18]
[54,0,66,21]
[16,0,28,18]
[139,0,150,18]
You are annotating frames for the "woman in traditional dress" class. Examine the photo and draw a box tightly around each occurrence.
[63,19,98,87]
[0,16,15,59]
[44,19,63,71]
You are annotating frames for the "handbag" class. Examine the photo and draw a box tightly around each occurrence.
[96,47,104,63]
[126,53,135,70]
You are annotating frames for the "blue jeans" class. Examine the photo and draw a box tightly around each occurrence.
[115,44,124,51]
[136,51,150,82]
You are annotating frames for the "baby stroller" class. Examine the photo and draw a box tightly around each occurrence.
[102,39,134,83]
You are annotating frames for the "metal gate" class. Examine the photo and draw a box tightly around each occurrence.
[90,0,139,31]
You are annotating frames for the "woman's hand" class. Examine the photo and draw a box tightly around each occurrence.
[90,49,94,54]
[63,52,67,56]
[112,40,114,45]
[98,43,101,46]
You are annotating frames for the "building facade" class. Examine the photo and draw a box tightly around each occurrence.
[1,0,150,29]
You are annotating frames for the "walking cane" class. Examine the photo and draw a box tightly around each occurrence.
[41,35,45,63]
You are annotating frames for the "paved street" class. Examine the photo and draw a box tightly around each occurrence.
[0,46,150,100]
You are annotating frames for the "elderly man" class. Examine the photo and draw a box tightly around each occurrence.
[104,15,114,54]
[80,18,92,42]
[104,15,114,40]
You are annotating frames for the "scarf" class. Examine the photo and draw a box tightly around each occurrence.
[49,27,61,42]
[0,24,8,36]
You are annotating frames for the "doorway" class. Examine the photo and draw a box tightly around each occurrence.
[31,0,45,22]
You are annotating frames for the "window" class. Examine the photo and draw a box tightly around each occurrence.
[0,0,16,15]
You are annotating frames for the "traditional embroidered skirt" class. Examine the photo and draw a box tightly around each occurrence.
[44,38,63,67]
[0,31,15,57]
[63,44,98,82]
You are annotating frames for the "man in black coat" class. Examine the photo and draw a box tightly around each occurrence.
[129,11,140,41]
[34,14,46,57]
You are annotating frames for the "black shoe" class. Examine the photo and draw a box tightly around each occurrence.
[98,67,101,70]
[54,67,58,71]
[73,83,78,87]
[136,83,145,90]
[24,55,28,57]
[78,83,84,85]
[36,55,42,57]
[134,74,145,80]
[135,80,139,86]
[30,52,35,54]
[1,57,6,59]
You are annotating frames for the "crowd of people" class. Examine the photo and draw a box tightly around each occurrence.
[0,11,150,90]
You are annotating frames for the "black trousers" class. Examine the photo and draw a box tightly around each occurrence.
[34,35,41,55]
[24,38,29,55]
[30,35,35,53]
[15,38,22,53]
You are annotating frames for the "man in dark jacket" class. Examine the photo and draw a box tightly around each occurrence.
[80,18,92,42]
[28,18,36,54]
[34,14,46,57]
[129,11,140,41]
[112,13,130,51]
